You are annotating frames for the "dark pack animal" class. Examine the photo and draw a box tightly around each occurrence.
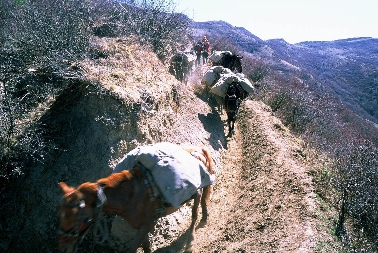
[213,52,243,73]
[169,52,193,83]
[224,82,242,136]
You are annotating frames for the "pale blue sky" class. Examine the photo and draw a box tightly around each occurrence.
[174,0,378,44]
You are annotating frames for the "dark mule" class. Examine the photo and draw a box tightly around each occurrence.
[213,52,243,73]
[169,52,193,83]
[224,82,242,136]
[58,144,214,253]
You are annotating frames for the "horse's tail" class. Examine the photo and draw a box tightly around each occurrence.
[200,146,214,174]
[183,145,215,175]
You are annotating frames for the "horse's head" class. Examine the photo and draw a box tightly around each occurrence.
[58,182,97,253]
[218,52,243,73]
[232,55,243,73]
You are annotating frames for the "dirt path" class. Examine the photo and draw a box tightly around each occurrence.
[158,66,322,252]
[113,64,324,253]
[187,97,319,252]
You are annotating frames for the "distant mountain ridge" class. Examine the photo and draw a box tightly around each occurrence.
[191,21,378,124]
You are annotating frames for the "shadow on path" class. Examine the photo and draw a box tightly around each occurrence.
[198,106,229,150]
[153,229,190,253]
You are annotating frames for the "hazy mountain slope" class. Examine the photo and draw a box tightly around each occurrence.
[191,21,378,124]
[191,21,266,55]
[267,37,378,123]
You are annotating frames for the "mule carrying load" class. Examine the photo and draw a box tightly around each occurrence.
[202,65,254,98]
[58,142,215,253]
[168,51,196,83]
[202,66,255,136]
[209,51,243,73]
[113,142,215,208]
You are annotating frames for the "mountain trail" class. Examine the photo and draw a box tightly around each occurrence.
[153,65,322,252]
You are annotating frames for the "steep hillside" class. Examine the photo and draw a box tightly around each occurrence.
[10,36,343,253]
[267,37,378,124]
[191,21,266,56]
[191,21,378,125]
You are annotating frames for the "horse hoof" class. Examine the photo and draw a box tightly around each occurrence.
[198,218,207,228]
[185,247,195,253]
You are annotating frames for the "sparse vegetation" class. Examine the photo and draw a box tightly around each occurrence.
[1,1,378,252]
[0,0,189,251]
[251,67,378,251]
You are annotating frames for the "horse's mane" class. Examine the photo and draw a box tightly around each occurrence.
[97,170,133,188]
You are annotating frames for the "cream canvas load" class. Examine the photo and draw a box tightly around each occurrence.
[113,142,215,208]
[202,66,255,96]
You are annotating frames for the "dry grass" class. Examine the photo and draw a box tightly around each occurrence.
[82,36,178,102]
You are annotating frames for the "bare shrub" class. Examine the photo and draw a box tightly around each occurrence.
[257,69,378,251]
[242,57,270,83]
[261,77,323,134]
[118,0,190,60]
[0,1,94,249]
[210,36,241,55]
[332,141,378,251]
[3,0,92,74]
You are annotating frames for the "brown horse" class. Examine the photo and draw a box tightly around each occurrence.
[58,144,214,253]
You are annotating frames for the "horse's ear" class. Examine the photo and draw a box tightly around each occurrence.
[59,182,74,194]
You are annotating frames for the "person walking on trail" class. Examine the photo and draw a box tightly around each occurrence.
[194,40,202,67]
[202,36,210,64]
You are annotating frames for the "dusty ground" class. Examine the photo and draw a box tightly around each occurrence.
[13,37,341,253]
[123,63,339,253]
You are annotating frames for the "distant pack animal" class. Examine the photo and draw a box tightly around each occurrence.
[169,52,194,83]
[58,142,215,253]
[211,51,243,73]
[224,82,242,136]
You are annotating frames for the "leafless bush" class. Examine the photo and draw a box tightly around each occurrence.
[262,79,323,134]
[0,0,92,175]
[332,141,378,251]
[242,57,270,83]
[209,36,241,55]
[0,1,94,249]
[258,70,378,251]
[3,0,92,74]
[117,0,190,60]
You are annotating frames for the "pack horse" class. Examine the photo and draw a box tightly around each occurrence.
[169,51,195,83]
[58,142,215,253]
[210,51,243,73]
[224,82,243,136]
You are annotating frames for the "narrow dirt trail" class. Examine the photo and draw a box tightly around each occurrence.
[191,98,320,252]
[152,63,322,252]
[124,64,326,253]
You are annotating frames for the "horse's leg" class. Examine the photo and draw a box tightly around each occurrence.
[125,224,151,253]
[227,118,232,136]
[141,233,152,253]
[179,67,183,83]
[200,186,211,225]
[184,66,189,84]
[186,192,201,252]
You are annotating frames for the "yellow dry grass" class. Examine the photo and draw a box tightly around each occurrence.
[81,36,178,102]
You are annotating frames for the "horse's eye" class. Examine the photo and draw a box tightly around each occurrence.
[79,200,85,208]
